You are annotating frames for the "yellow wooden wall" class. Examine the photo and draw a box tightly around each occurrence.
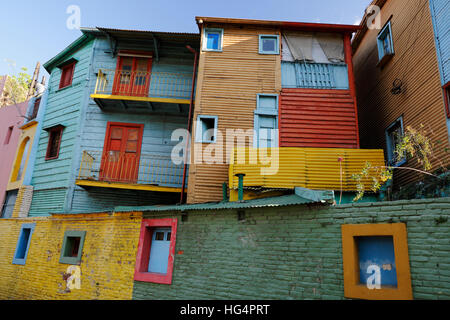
[0,212,142,300]
[353,0,450,186]
[187,23,282,203]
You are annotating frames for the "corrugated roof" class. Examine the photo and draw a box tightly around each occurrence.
[114,193,330,213]
[81,27,199,42]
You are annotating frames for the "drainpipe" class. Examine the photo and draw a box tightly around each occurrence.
[180,44,199,204]
[235,173,246,201]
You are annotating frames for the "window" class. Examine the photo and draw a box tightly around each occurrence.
[444,82,450,118]
[59,230,86,265]
[30,97,41,120]
[254,94,278,148]
[45,125,65,160]
[203,28,223,52]
[259,35,279,54]
[4,126,13,145]
[377,21,394,62]
[59,61,76,89]
[196,115,218,143]
[1,190,18,219]
[341,223,413,300]
[12,137,30,182]
[385,117,405,166]
[12,223,35,265]
[134,218,178,284]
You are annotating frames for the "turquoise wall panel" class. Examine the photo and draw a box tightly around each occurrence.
[281,62,349,89]
[430,0,450,85]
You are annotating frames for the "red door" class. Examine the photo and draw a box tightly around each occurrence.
[100,122,144,184]
[112,53,152,97]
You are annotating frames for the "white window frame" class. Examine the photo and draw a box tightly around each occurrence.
[195,115,218,144]
[259,35,280,55]
[202,28,224,52]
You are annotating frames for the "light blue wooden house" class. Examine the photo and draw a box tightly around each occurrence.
[28,28,199,216]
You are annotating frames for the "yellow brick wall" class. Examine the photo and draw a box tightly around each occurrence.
[0,211,142,300]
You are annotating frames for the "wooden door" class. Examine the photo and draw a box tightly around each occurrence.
[112,55,152,97]
[100,122,144,184]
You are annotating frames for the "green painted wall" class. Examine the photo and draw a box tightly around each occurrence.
[133,197,450,300]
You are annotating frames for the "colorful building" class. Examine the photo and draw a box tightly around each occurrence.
[26,29,199,216]
[352,0,450,194]
[187,17,385,204]
[0,98,28,218]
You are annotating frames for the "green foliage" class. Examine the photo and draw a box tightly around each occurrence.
[352,125,438,202]
[1,65,33,107]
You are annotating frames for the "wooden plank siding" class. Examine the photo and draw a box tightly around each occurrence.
[280,88,359,148]
[352,0,450,188]
[187,24,282,204]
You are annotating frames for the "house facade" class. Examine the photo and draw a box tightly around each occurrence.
[352,0,450,194]
[27,29,199,216]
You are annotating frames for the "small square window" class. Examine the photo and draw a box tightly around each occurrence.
[377,21,394,61]
[134,218,178,284]
[203,28,223,52]
[259,35,279,54]
[45,125,65,160]
[385,117,405,166]
[341,223,413,300]
[196,115,218,143]
[59,61,76,89]
[13,223,35,265]
[59,230,86,265]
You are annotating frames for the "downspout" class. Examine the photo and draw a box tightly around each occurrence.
[180,43,199,204]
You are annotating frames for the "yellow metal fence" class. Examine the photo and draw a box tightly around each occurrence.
[229,147,386,192]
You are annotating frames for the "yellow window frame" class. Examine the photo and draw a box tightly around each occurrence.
[341,223,413,300]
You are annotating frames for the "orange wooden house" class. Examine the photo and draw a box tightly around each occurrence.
[186,17,386,204]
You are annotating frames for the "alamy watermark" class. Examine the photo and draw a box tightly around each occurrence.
[66,5,81,30]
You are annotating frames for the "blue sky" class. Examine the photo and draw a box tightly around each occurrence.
[0,0,369,80]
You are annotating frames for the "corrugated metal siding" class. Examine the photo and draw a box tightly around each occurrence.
[187,24,282,204]
[430,0,450,84]
[353,0,450,187]
[229,147,385,191]
[28,188,67,216]
[280,88,358,148]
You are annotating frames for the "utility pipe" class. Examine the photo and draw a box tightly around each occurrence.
[180,44,199,204]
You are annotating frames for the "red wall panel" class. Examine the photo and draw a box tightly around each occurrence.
[279,88,359,149]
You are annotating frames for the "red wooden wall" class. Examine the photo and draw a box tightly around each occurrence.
[279,88,359,149]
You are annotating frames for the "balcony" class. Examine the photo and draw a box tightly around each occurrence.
[76,150,186,193]
[228,147,385,198]
[91,69,193,112]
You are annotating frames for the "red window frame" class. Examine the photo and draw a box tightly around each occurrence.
[134,218,178,284]
[30,97,41,120]
[443,82,450,119]
[45,125,64,160]
[59,62,76,89]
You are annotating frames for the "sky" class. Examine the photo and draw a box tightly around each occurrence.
[0,0,369,81]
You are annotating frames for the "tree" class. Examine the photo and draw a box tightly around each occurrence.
[1,62,33,108]
[351,124,447,202]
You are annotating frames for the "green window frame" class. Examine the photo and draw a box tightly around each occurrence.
[59,230,86,265]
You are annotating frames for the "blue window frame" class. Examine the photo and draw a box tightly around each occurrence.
[259,35,279,54]
[195,115,218,143]
[148,228,172,274]
[13,223,35,265]
[254,94,278,148]
[377,21,394,61]
[385,116,406,167]
[203,28,223,52]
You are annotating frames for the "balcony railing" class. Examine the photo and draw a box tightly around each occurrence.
[94,69,193,100]
[77,150,186,189]
[229,147,386,192]
[281,62,349,89]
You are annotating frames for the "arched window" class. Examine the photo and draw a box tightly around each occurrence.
[12,137,30,182]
